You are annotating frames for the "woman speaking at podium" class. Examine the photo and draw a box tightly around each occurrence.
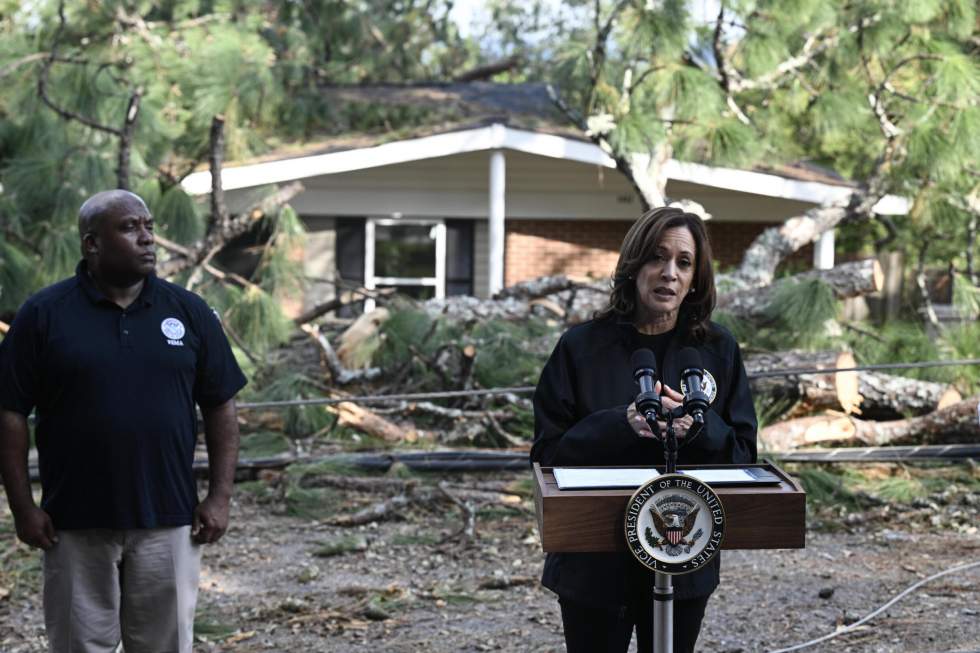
[530,206,758,653]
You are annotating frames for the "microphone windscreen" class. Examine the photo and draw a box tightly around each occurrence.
[677,347,703,372]
[631,348,657,374]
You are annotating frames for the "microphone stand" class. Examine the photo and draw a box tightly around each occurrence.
[643,406,703,653]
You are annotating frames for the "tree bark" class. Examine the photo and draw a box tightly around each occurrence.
[855,371,961,420]
[747,350,961,419]
[156,182,304,278]
[718,259,883,322]
[329,401,416,443]
[759,396,980,451]
[747,351,861,415]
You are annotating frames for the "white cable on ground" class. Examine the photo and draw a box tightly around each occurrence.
[768,560,980,653]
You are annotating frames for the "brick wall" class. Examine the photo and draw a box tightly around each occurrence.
[504,219,815,286]
[505,220,632,286]
[705,222,813,271]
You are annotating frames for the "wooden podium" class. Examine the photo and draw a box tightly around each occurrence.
[533,460,806,552]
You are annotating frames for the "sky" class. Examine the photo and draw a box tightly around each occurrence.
[449,0,724,38]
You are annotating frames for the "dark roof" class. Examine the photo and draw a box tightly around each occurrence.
[319,82,572,134]
[233,83,853,188]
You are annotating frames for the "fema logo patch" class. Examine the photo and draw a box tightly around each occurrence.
[161,317,185,346]
[679,369,718,405]
[625,473,726,575]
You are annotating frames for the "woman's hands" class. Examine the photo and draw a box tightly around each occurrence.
[627,382,693,440]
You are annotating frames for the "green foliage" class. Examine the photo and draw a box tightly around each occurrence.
[843,321,953,383]
[375,305,557,391]
[718,278,838,352]
[761,279,838,348]
[249,371,332,438]
[793,467,864,513]
[470,318,553,388]
[0,0,482,329]
[239,431,291,458]
[225,285,293,355]
[0,237,38,312]
[152,184,204,245]
[937,321,980,394]
[312,535,369,557]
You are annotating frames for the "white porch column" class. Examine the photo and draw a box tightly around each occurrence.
[488,149,506,295]
[813,229,835,270]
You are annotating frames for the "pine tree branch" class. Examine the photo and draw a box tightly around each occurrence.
[207,115,229,235]
[587,0,633,111]
[38,0,141,189]
[0,53,49,80]
[156,182,304,279]
[728,14,881,94]
[712,2,751,125]
[547,84,666,210]
[116,89,141,190]
[453,55,522,82]
[1,229,42,257]
[37,3,121,137]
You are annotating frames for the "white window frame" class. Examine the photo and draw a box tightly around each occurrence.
[364,216,446,311]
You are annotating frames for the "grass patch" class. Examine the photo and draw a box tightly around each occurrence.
[789,462,980,517]
[235,480,279,503]
[311,534,369,557]
[389,532,440,546]
[284,486,345,520]
[476,505,525,520]
[193,607,238,642]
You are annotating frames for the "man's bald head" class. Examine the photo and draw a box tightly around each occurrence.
[78,190,150,239]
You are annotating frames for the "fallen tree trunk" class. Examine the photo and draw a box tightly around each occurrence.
[855,372,961,420]
[426,260,883,327]
[718,259,883,322]
[759,395,980,451]
[747,351,861,415]
[747,350,961,419]
[329,400,417,443]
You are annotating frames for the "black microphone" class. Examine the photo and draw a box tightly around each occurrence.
[631,348,662,423]
[677,347,710,424]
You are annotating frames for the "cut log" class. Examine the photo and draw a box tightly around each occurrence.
[330,401,415,443]
[718,259,883,322]
[336,308,389,370]
[855,372,961,420]
[747,351,861,416]
[747,350,961,419]
[760,396,980,451]
[0,320,8,335]
[494,275,604,300]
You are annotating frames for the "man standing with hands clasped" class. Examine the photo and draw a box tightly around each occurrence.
[0,190,247,652]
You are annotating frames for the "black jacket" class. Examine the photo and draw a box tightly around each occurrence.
[530,316,758,607]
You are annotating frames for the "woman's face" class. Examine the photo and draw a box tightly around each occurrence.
[634,226,697,322]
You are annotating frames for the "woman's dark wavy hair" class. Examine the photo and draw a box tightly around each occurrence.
[595,206,717,343]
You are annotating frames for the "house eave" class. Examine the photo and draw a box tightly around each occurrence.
[182,124,907,215]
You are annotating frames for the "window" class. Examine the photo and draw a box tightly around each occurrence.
[335,217,474,309]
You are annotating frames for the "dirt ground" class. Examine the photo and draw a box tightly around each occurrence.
[1,468,978,653]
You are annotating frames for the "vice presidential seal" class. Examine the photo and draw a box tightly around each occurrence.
[624,474,726,575]
[679,369,718,405]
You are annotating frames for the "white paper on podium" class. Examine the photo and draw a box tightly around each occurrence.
[553,467,767,490]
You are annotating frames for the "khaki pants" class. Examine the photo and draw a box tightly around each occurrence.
[43,527,201,653]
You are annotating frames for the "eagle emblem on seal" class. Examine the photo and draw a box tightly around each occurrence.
[645,504,701,549]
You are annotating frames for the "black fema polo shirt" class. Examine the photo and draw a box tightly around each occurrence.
[0,262,247,530]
